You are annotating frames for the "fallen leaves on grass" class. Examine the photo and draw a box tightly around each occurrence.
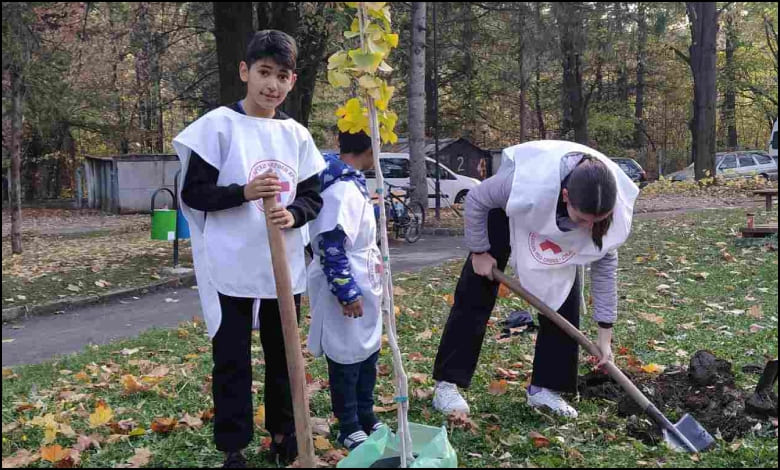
[448,411,479,434]
[254,405,266,429]
[150,417,177,434]
[529,431,551,448]
[313,435,333,451]
[2,449,40,468]
[116,447,152,468]
[89,401,113,427]
[488,379,508,396]
[640,364,665,374]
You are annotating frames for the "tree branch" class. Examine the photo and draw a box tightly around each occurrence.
[669,45,691,66]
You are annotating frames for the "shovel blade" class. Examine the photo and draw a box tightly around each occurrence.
[663,413,715,452]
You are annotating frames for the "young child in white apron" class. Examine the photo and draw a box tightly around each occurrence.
[307,131,385,451]
[173,30,326,468]
[431,140,639,419]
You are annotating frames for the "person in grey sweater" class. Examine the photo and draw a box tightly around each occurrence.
[432,149,629,419]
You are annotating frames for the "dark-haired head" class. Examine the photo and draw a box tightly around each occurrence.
[562,155,617,250]
[338,130,374,172]
[245,30,297,71]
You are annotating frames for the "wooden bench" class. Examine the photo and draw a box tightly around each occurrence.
[741,224,778,238]
[752,189,778,211]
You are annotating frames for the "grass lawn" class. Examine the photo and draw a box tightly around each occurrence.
[2,208,777,468]
[2,231,192,309]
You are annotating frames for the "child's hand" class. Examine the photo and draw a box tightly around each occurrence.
[245,170,282,201]
[267,206,295,229]
[343,298,364,318]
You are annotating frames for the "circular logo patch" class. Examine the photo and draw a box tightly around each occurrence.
[248,160,297,212]
[528,232,576,265]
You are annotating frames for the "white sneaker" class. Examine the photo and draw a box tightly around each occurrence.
[527,387,578,418]
[433,381,471,414]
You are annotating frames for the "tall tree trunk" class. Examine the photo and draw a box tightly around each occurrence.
[686,2,719,180]
[425,5,436,137]
[10,66,24,253]
[255,2,330,126]
[409,2,428,209]
[534,2,546,139]
[634,2,648,170]
[722,10,738,150]
[556,2,588,145]
[214,2,253,106]
[516,4,527,143]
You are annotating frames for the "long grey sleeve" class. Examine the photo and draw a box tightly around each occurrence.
[464,161,514,252]
[589,250,618,324]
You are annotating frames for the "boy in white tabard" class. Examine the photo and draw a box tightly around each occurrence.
[307,130,385,451]
[173,30,326,468]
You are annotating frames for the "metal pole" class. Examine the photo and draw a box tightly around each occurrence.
[173,169,180,268]
[433,2,441,220]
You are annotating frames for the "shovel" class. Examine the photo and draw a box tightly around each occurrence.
[492,268,715,453]
[263,194,315,467]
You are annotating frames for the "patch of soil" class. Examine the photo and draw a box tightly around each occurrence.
[578,350,778,445]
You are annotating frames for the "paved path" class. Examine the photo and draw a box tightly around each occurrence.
[2,235,466,367]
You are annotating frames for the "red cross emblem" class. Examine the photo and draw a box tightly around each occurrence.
[540,240,562,254]
[277,181,290,203]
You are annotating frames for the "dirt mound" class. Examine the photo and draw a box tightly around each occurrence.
[578,350,777,445]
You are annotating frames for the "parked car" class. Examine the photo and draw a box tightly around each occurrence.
[667,150,778,181]
[364,153,480,208]
[611,157,647,186]
[769,119,778,158]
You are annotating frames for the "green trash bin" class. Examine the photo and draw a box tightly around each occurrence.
[151,209,177,241]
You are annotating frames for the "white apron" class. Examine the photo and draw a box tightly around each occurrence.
[307,180,383,365]
[504,140,639,311]
[172,106,326,338]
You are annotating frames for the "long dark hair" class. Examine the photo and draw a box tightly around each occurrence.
[566,155,617,250]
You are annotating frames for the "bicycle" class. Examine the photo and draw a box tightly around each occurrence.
[376,182,426,244]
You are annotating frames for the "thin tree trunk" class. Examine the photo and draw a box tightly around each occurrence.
[516,4,527,143]
[556,2,588,144]
[634,2,647,151]
[534,2,546,139]
[10,66,24,253]
[723,10,738,149]
[461,3,475,140]
[409,2,428,209]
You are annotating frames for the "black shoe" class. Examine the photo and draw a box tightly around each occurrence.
[269,433,298,465]
[222,451,247,468]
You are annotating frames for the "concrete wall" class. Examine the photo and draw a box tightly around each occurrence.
[117,159,182,213]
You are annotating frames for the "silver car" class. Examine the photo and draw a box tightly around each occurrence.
[668,151,778,181]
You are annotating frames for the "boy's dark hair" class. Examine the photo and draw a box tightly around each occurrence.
[339,131,372,156]
[566,155,617,250]
[245,30,297,71]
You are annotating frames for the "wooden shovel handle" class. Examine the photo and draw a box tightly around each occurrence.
[264,196,315,467]
[491,269,652,411]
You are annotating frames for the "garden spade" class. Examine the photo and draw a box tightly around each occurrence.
[492,268,715,453]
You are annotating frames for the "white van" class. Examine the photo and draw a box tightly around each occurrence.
[769,119,778,159]
[364,153,480,209]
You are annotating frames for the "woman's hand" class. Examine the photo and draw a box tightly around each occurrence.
[471,252,497,280]
[596,327,614,368]
[267,206,295,229]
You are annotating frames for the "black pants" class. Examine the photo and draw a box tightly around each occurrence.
[326,351,380,436]
[212,292,301,452]
[432,209,581,393]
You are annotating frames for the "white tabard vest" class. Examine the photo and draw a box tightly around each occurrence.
[504,140,639,312]
[172,106,326,338]
[306,180,383,365]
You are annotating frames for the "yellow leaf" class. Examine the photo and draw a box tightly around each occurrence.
[122,374,150,394]
[314,435,333,451]
[254,405,266,429]
[641,364,665,374]
[74,371,90,382]
[128,426,146,437]
[89,401,113,428]
[443,294,455,307]
[150,417,177,434]
[43,424,58,444]
[348,50,384,73]
[327,69,351,88]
